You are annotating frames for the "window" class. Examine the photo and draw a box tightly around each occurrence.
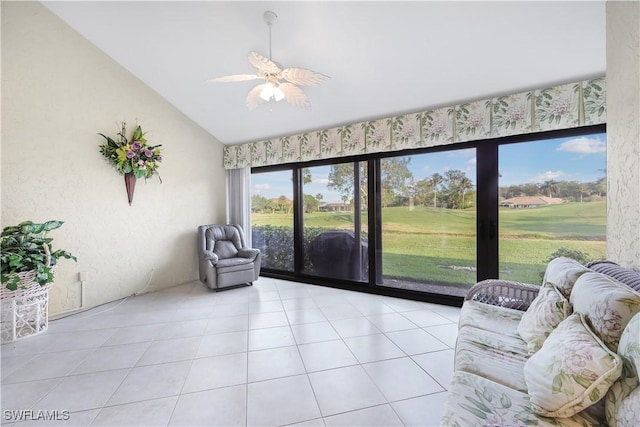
[250,127,606,303]
[498,134,607,283]
[251,170,295,271]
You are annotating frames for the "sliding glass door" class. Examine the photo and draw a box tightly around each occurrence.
[379,150,477,297]
[251,169,295,271]
[301,162,368,282]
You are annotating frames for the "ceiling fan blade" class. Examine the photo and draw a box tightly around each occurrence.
[281,68,329,86]
[246,84,267,110]
[248,51,281,74]
[279,82,311,110]
[207,74,260,83]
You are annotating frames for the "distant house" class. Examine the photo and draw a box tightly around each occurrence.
[319,202,351,212]
[499,196,564,208]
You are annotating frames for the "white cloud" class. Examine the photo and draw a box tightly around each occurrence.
[313,178,331,185]
[253,183,271,194]
[557,137,606,154]
[467,157,477,165]
[531,171,567,182]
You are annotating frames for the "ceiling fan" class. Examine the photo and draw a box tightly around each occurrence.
[207,11,329,110]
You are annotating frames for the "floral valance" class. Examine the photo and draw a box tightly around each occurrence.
[223,77,605,170]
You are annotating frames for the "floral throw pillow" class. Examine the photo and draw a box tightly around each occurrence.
[524,312,622,418]
[570,272,640,352]
[518,282,571,354]
[543,257,592,299]
[605,312,640,426]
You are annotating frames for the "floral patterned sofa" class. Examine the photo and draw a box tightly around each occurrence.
[441,258,640,427]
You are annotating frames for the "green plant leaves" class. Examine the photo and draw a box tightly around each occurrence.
[1,220,76,289]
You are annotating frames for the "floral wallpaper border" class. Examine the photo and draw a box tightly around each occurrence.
[223,78,606,170]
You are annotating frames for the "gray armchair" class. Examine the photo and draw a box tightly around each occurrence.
[197,224,261,290]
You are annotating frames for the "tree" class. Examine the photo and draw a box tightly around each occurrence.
[459,176,474,208]
[251,195,271,213]
[380,157,413,208]
[276,195,291,214]
[413,178,432,207]
[315,193,324,211]
[328,163,368,206]
[429,173,443,208]
[303,194,319,213]
[441,169,469,209]
[541,180,559,198]
[302,168,312,185]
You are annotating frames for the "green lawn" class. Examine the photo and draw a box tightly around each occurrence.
[253,201,606,286]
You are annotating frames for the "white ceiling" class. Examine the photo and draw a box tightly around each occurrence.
[42,1,606,146]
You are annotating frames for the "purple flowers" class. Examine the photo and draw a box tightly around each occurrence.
[99,122,163,181]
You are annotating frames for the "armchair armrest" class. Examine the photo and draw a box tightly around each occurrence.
[238,248,260,260]
[465,279,540,311]
[202,250,219,264]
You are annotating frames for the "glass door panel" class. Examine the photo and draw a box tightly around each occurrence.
[301,162,368,282]
[380,150,477,297]
[498,134,607,283]
[251,170,295,271]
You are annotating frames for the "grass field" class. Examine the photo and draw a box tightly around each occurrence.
[252,201,606,287]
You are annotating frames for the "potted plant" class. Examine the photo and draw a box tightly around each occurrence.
[0,220,76,342]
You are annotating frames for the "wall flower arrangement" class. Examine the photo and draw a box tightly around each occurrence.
[99,121,163,180]
[99,121,163,205]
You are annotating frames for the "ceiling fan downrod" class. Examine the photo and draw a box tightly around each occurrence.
[263,11,278,61]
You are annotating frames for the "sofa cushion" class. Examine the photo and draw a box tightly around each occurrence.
[518,282,572,354]
[441,371,604,427]
[458,299,523,336]
[524,312,622,418]
[570,272,640,352]
[543,257,591,299]
[606,312,640,426]
[456,325,529,392]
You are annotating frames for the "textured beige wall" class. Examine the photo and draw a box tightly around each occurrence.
[1,2,227,315]
[606,1,640,268]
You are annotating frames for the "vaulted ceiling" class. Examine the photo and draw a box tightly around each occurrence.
[42,1,606,146]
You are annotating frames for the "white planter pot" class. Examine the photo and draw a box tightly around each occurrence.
[1,270,52,343]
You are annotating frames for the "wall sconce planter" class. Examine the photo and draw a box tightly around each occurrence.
[124,172,136,205]
[98,121,163,205]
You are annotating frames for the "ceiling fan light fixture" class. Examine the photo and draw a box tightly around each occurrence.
[259,82,275,101]
[273,85,286,102]
[259,82,286,102]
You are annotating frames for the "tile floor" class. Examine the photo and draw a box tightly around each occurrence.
[1,277,460,427]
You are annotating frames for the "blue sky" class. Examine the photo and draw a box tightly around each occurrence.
[252,133,606,203]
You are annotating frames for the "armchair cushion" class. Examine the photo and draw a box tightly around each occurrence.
[202,250,219,263]
[238,248,260,260]
[214,240,239,259]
